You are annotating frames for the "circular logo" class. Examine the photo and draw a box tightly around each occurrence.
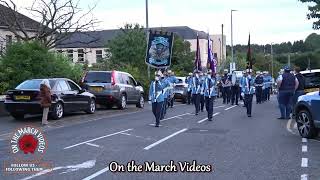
[10,125,47,157]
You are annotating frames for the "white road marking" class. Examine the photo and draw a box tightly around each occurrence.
[301,174,308,180]
[301,158,308,167]
[286,119,295,135]
[82,167,109,180]
[294,122,297,129]
[120,133,155,141]
[160,113,191,122]
[200,130,208,132]
[197,118,208,124]
[64,129,133,150]
[224,105,237,111]
[214,105,226,109]
[85,143,100,148]
[149,124,163,127]
[197,112,220,124]
[302,145,308,152]
[144,128,188,150]
[302,138,308,143]
[20,160,96,180]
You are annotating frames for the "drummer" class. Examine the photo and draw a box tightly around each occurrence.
[231,70,240,105]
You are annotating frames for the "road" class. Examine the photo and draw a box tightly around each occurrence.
[0,96,319,180]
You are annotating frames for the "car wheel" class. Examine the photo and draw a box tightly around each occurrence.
[296,109,318,138]
[11,113,24,120]
[136,95,144,108]
[85,98,96,114]
[118,94,127,109]
[51,102,64,120]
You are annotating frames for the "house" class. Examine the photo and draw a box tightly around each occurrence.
[55,26,227,69]
[0,4,40,53]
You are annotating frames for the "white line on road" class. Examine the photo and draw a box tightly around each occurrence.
[197,112,220,124]
[301,158,308,167]
[64,129,133,150]
[302,138,308,143]
[301,174,308,180]
[144,128,188,150]
[85,143,100,148]
[214,105,226,109]
[224,105,237,111]
[302,145,308,152]
[294,122,297,129]
[160,113,191,122]
[197,118,208,124]
[82,167,109,180]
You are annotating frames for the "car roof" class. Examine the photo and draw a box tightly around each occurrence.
[301,69,320,74]
[28,78,71,81]
[87,70,131,76]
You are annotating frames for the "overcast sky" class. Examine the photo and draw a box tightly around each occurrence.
[13,0,319,45]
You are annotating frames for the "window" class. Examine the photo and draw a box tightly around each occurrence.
[77,49,84,62]
[122,74,130,85]
[96,50,103,63]
[6,35,12,47]
[128,77,136,86]
[58,80,70,91]
[67,81,80,91]
[67,50,73,60]
[84,72,111,83]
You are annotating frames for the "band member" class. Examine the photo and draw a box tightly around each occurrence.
[254,71,264,104]
[192,70,201,115]
[263,71,272,101]
[149,71,166,127]
[241,69,255,117]
[204,70,216,121]
[167,70,178,108]
[231,71,240,105]
[199,72,205,112]
[221,69,232,104]
[160,71,169,120]
[185,72,193,104]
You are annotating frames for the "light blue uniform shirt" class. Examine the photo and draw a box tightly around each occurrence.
[149,80,165,103]
[204,77,216,97]
[191,77,201,94]
[241,76,255,95]
[264,75,272,88]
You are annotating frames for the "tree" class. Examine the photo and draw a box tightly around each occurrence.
[299,0,320,29]
[305,33,320,51]
[0,0,98,48]
[0,41,82,94]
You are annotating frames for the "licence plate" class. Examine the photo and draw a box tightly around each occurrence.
[15,95,30,100]
[90,87,103,92]
[305,88,319,93]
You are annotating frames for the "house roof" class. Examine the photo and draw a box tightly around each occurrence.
[0,4,41,31]
[56,26,208,49]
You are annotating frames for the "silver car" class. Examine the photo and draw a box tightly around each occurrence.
[81,71,144,109]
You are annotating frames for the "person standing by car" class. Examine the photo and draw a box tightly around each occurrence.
[277,66,299,119]
[185,73,193,105]
[263,71,272,101]
[167,70,178,108]
[149,71,165,127]
[293,67,305,106]
[204,70,216,121]
[40,79,51,125]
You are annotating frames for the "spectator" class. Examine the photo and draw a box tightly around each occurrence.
[293,67,305,106]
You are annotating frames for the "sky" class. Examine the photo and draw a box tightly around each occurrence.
[12,0,319,45]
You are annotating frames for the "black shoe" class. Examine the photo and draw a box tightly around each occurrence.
[236,104,238,105]
[201,110,204,112]
[248,114,252,117]
[208,118,212,121]
[195,113,198,115]
[277,117,285,120]
[155,124,159,127]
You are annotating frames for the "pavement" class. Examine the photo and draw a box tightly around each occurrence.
[0,96,319,180]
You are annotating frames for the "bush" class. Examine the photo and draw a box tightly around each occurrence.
[0,41,82,94]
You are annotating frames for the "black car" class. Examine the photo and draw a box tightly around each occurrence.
[5,78,96,120]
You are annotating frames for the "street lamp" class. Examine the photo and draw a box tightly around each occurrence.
[218,38,222,68]
[146,0,150,79]
[231,9,238,72]
[271,42,274,78]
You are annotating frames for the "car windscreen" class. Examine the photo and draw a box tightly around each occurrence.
[303,72,320,88]
[84,72,111,83]
[15,80,56,90]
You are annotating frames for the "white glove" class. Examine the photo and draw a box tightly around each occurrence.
[241,92,244,97]
[148,101,152,104]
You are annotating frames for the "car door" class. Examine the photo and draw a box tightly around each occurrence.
[311,92,320,122]
[67,80,88,110]
[129,76,139,102]
[57,80,74,112]
[122,74,134,102]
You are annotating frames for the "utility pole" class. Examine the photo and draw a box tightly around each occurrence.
[221,24,224,68]
[231,10,237,72]
[146,0,150,79]
[271,43,273,78]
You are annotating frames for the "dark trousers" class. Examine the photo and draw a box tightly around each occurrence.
[231,85,239,105]
[205,97,214,120]
[187,91,192,104]
[265,87,271,100]
[278,91,294,119]
[200,95,205,111]
[193,94,201,114]
[152,102,164,126]
[244,94,253,115]
[222,87,231,104]
[256,86,263,104]
[160,98,167,120]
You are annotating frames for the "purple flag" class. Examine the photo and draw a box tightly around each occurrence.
[194,34,201,72]
[207,35,216,73]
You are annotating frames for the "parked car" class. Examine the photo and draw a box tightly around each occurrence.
[5,78,96,120]
[81,70,144,109]
[301,69,320,93]
[294,89,320,138]
[174,77,188,103]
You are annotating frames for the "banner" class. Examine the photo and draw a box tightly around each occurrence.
[145,30,174,69]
